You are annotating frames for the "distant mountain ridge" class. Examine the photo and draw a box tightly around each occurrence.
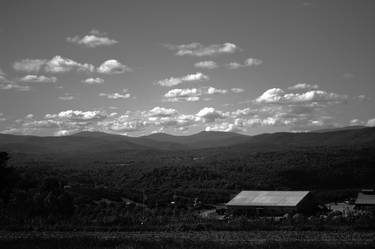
[310,125,366,133]
[0,127,375,154]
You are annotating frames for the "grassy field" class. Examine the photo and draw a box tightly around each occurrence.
[0,231,374,249]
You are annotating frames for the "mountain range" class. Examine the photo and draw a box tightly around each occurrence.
[0,126,374,167]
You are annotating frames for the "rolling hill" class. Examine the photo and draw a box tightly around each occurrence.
[0,126,374,168]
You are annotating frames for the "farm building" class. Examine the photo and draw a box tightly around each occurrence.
[355,189,375,212]
[226,190,315,216]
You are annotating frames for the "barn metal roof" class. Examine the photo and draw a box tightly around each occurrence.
[355,193,375,205]
[226,191,310,207]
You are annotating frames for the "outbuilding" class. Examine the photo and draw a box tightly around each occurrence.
[226,190,315,216]
[355,189,375,212]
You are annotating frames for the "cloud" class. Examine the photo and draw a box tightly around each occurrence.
[367,118,375,127]
[0,75,31,91]
[245,58,263,66]
[163,86,227,102]
[196,107,226,123]
[14,56,130,75]
[205,122,243,132]
[22,120,61,129]
[140,107,198,131]
[82,77,104,85]
[288,83,319,91]
[46,110,107,122]
[106,118,149,132]
[226,62,242,69]
[231,88,245,93]
[13,59,47,73]
[58,93,74,100]
[255,88,348,104]
[226,57,263,69]
[164,88,201,102]
[194,61,218,69]
[97,60,131,74]
[165,42,240,57]
[99,89,131,99]
[55,130,77,136]
[4,110,110,136]
[349,119,365,126]
[19,75,57,83]
[146,107,178,117]
[356,94,371,102]
[67,29,118,48]
[0,68,4,75]
[156,72,209,87]
[207,86,227,95]
[0,84,30,91]
[45,55,95,73]
[0,113,6,122]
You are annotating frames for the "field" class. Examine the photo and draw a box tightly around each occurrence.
[0,231,374,249]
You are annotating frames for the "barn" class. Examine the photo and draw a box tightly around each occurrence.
[355,189,375,212]
[226,190,315,216]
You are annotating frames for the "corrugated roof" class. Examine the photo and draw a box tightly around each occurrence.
[355,193,375,205]
[226,191,310,207]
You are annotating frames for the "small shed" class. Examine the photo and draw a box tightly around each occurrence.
[355,189,375,212]
[226,190,314,216]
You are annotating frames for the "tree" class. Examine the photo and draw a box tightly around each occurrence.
[0,152,17,202]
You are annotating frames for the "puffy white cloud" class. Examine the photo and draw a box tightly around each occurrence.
[256,88,285,103]
[67,29,118,48]
[58,93,74,101]
[107,119,149,132]
[14,56,131,75]
[165,42,240,57]
[82,77,104,85]
[288,83,319,91]
[367,118,375,127]
[99,89,131,99]
[146,107,178,117]
[46,110,107,122]
[0,84,30,91]
[163,86,227,102]
[207,86,227,95]
[356,95,371,102]
[205,122,243,132]
[13,59,47,73]
[55,129,77,136]
[231,107,258,118]
[255,88,348,104]
[231,88,245,93]
[244,58,263,66]
[226,62,242,69]
[156,72,209,87]
[164,88,201,102]
[97,59,131,74]
[226,58,263,69]
[0,75,31,91]
[19,75,57,83]
[45,55,95,73]
[194,61,218,69]
[349,119,365,126]
[196,107,225,123]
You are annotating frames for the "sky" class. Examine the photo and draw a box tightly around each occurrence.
[0,0,374,136]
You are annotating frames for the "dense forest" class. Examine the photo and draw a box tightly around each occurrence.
[0,128,375,230]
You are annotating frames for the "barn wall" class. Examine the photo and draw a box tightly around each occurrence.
[228,206,297,216]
